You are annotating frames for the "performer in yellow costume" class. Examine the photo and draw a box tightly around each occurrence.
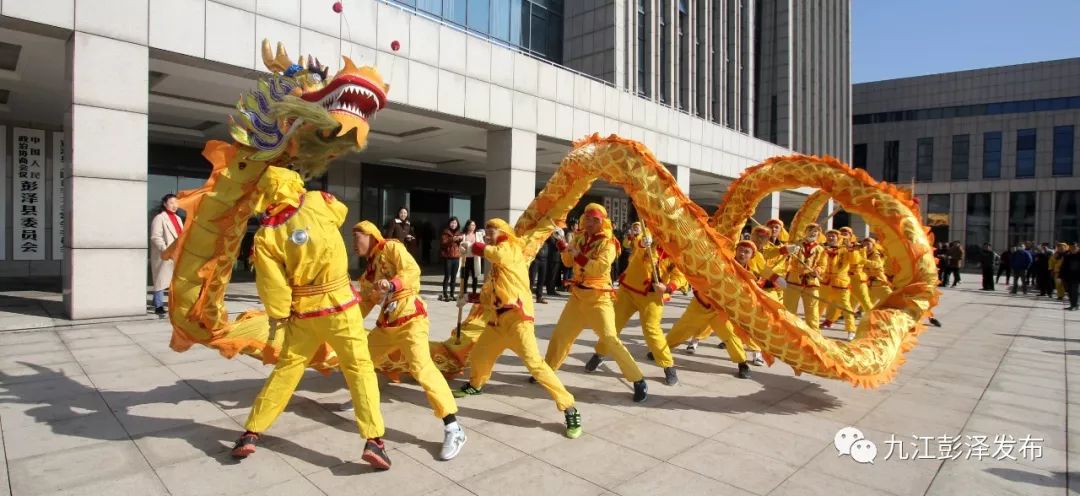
[862,237,892,306]
[350,221,467,461]
[586,221,685,385]
[231,172,389,470]
[766,218,790,245]
[545,203,649,402]
[665,240,765,379]
[782,223,828,331]
[841,227,874,319]
[1052,242,1069,300]
[452,218,583,438]
[819,229,857,341]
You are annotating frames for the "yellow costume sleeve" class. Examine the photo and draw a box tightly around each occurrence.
[579,237,616,281]
[384,241,420,292]
[662,261,687,291]
[252,232,292,321]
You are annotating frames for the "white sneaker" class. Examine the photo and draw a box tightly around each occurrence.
[685,340,698,354]
[440,422,467,460]
[339,400,354,412]
[751,353,765,366]
[846,332,856,342]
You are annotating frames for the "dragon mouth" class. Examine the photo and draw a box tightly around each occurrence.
[302,75,387,121]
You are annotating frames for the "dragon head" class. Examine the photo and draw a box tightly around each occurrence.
[229,40,390,178]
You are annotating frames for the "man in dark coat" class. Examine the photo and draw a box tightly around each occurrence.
[1010,244,1034,295]
[979,243,997,290]
[529,233,551,304]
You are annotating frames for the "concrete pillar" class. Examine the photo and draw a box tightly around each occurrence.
[1036,190,1055,244]
[991,191,1009,249]
[64,26,150,319]
[754,191,781,224]
[327,162,363,271]
[824,198,835,230]
[485,129,536,226]
[666,164,691,196]
[848,217,870,238]
[950,193,968,246]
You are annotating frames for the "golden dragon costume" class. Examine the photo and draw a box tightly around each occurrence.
[167,42,937,389]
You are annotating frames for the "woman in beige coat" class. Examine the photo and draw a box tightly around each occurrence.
[149,194,183,316]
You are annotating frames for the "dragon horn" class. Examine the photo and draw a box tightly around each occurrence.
[261,39,296,73]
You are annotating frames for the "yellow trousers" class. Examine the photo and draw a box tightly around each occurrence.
[595,287,673,368]
[545,289,645,382]
[822,286,855,333]
[469,311,575,411]
[664,299,747,363]
[783,285,821,331]
[868,283,891,307]
[368,317,457,419]
[850,281,873,313]
[1057,278,1066,299]
[246,307,383,439]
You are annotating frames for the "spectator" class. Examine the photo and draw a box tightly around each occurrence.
[459,219,484,295]
[1062,243,1080,311]
[979,243,997,291]
[439,217,464,301]
[996,246,1014,284]
[530,233,551,304]
[945,241,964,287]
[934,243,948,286]
[149,194,183,317]
[1010,243,1034,294]
[1033,244,1054,297]
[387,207,419,260]
[545,233,563,297]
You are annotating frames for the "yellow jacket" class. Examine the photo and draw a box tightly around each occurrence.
[252,190,358,321]
[847,245,868,284]
[358,239,425,328]
[785,241,828,287]
[1050,253,1065,276]
[617,236,684,296]
[821,245,854,288]
[560,232,618,291]
[864,246,889,285]
[477,235,535,322]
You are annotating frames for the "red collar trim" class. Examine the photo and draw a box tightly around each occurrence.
[261,195,304,227]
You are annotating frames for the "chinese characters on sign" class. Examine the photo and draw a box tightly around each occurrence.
[13,128,46,260]
[883,434,1043,461]
[52,132,65,260]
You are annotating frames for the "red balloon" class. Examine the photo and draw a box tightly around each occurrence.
[391,40,400,51]
[332,2,342,13]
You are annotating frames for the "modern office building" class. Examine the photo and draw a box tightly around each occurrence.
[853,58,1080,260]
[0,0,850,319]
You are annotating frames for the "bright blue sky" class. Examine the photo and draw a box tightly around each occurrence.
[853,0,1080,83]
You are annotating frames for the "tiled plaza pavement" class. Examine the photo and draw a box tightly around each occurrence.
[0,275,1076,495]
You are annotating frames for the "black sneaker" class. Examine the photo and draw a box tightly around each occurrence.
[645,352,654,361]
[928,318,942,327]
[564,408,582,439]
[736,363,751,379]
[585,354,605,372]
[528,376,537,384]
[632,380,648,402]
[362,439,391,470]
[663,367,678,386]
[230,431,259,459]
[452,383,482,398]
[718,342,726,349]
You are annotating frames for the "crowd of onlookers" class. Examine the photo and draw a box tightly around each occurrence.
[971,240,1080,310]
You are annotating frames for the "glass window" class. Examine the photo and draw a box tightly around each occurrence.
[660,0,670,104]
[927,194,950,243]
[1008,192,1036,246]
[444,0,467,25]
[983,131,1002,178]
[951,134,970,181]
[916,137,934,182]
[966,193,992,262]
[853,144,867,169]
[490,0,510,41]
[1016,128,1036,178]
[883,140,900,182]
[677,0,688,110]
[1057,191,1080,243]
[417,0,441,15]
[509,0,522,45]
[636,0,649,96]
[466,0,489,34]
[1053,125,1074,176]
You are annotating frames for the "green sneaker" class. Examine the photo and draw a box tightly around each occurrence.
[564,408,583,439]
[452,383,482,398]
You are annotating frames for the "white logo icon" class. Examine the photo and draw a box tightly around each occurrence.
[834,426,865,456]
[850,439,878,464]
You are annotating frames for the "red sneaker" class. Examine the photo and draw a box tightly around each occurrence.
[362,439,392,470]
[230,431,259,459]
